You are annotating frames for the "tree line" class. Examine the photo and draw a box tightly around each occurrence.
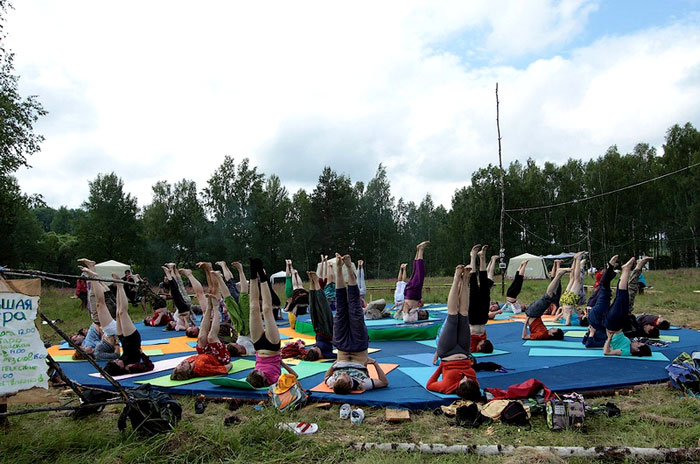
[1,3,698,281]
[2,121,698,283]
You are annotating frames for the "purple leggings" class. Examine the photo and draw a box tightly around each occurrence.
[404,259,425,301]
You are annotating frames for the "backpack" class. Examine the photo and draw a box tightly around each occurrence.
[118,384,182,435]
[71,389,118,419]
[454,403,491,428]
[500,401,530,427]
[666,353,700,396]
[546,399,585,431]
[269,378,308,412]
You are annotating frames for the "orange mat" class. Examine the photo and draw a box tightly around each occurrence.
[310,363,399,394]
[47,335,197,358]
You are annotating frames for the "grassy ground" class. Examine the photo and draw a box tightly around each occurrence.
[5,268,700,463]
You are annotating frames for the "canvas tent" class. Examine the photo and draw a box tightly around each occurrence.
[269,271,286,283]
[505,253,548,280]
[94,260,131,279]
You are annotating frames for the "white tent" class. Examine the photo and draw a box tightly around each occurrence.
[315,258,357,281]
[94,260,131,279]
[269,271,286,283]
[505,253,548,280]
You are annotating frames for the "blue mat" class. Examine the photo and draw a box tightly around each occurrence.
[55,310,700,409]
[528,347,670,361]
[398,366,458,399]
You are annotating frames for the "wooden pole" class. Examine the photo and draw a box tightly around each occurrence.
[38,313,130,401]
[496,83,506,296]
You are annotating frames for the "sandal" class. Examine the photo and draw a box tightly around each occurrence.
[278,421,318,434]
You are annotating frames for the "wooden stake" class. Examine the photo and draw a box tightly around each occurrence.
[496,83,506,296]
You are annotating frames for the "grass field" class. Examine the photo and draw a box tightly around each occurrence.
[3,268,700,463]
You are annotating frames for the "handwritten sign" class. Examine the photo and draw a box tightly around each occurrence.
[0,292,48,395]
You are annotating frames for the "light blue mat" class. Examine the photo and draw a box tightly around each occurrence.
[398,366,458,399]
[523,340,592,349]
[528,347,669,361]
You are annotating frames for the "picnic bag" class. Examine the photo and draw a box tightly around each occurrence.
[118,384,182,435]
[500,401,530,427]
[269,375,308,412]
[546,399,585,431]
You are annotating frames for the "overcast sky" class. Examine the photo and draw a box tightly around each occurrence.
[6,0,700,209]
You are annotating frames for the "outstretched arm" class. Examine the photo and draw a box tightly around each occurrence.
[281,360,297,377]
[521,320,530,340]
[603,330,622,355]
[367,358,388,389]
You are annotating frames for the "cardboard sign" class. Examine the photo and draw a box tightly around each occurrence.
[0,292,49,395]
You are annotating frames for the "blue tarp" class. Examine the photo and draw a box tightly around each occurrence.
[56,309,700,409]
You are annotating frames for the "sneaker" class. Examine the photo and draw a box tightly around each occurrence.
[339,403,351,420]
[350,408,365,425]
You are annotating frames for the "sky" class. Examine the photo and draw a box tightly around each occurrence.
[6,0,700,209]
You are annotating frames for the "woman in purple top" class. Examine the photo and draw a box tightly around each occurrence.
[395,241,430,322]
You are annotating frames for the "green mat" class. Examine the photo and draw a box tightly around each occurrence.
[209,378,268,390]
[528,347,670,361]
[563,331,679,342]
[524,340,592,349]
[136,358,255,387]
[210,360,331,390]
[363,316,441,327]
[286,360,332,378]
[53,349,165,363]
[295,318,441,341]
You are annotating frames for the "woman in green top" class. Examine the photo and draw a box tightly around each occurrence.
[603,257,651,357]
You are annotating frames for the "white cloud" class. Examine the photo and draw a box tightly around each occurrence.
[5,1,699,210]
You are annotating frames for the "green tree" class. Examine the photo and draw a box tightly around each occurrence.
[77,173,141,263]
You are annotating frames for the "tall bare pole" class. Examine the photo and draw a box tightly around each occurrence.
[496,83,505,296]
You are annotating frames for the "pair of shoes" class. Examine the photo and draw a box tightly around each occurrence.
[339,404,364,425]
[249,258,269,282]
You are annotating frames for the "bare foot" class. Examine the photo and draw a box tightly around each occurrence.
[358,260,364,268]
[342,254,352,268]
[478,245,488,260]
[454,265,465,280]
[637,256,653,270]
[77,258,96,270]
[417,241,430,250]
[400,263,407,270]
[609,255,619,267]
[556,268,568,277]
[622,257,636,270]
[79,266,98,277]
[307,271,317,279]
[574,251,585,259]
[215,261,227,268]
[231,261,242,269]
[464,265,472,274]
[180,268,193,276]
[197,262,213,272]
[580,259,587,269]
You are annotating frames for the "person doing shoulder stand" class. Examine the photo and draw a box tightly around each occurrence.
[426,264,481,400]
[324,254,389,394]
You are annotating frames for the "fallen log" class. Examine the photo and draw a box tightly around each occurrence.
[350,442,700,462]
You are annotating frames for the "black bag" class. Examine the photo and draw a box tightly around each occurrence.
[454,403,491,428]
[501,401,530,427]
[71,389,118,419]
[118,384,182,435]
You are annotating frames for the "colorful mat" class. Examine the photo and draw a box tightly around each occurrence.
[55,308,700,409]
